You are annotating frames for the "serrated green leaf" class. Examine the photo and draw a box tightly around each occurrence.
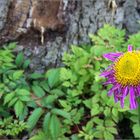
[7,42,17,49]
[12,70,23,80]
[128,109,138,115]
[60,68,72,81]
[46,69,60,88]
[84,120,93,132]
[32,85,45,97]
[106,127,118,135]
[50,89,64,96]
[104,131,114,140]
[95,61,100,70]
[112,114,119,123]
[52,108,71,120]
[59,100,71,111]
[4,92,15,105]
[71,45,82,56]
[43,112,51,132]
[23,59,30,69]
[92,94,100,103]
[30,73,44,79]
[27,108,43,131]
[91,82,100,92]
[83,99,92,109]
[17,89,30,96]
[8,97,18,107]
[71,134,79,140]
[129,115,138,123]
[126,32,140,49]
[105,119,116,127]
[92,117,104,125]
[19,106,28,120]
[96,125,105,131]
[112,108,118,117]
[14,100,24,117]
[42,95,58,107]
[8,82,17,89]
[132,124,140,138]
[29,131,47,140]
[91,104,100,116]
[93,45,107,56]
[49,115,61,139]
[104,108,111,117]
[15,52,24,66]
[40,81,50,92]
[19,96,31,102]
[27,101,37,108]
[94,131,103,138]
[107,98,115,106]
[62,81,71,87]
[58,100,68,108]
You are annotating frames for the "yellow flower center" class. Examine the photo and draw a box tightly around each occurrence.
[114,51,140,86]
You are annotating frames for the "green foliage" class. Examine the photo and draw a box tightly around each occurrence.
[29,131,47,140]
[126,109,140,138]
[1,24,140,139]
[126,32,140,49]
[0,117,27,137]
[132,124,140,138]
[15,52,30,68]
[60,44,129,140]
[89,24,125,54]
[32,85,45,98]
[27,108,44,131]
[30,113,66,140]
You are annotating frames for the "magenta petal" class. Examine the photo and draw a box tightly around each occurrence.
[103,53,122,62]
[128,45,133,52]
[103,54,116,61]
[120,98,124,108]
[120,87,128,108]
[114,89,121,103]
[100,69,114,77]
[103,52,122,62]
[120,88,124,108]
[114,94,118,103]
[136,86,140,96]
[105,52,122,57]
[103,79,116,85]
[108,84,120,96]
[103,81,112,85]
[129,86,137,109]
[123,87,128,98]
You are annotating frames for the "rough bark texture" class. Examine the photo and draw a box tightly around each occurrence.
[0,0,140,72]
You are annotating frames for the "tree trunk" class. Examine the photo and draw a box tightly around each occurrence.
[0,0,140,72]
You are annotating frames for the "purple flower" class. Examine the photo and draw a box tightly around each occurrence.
[101,45,140,109]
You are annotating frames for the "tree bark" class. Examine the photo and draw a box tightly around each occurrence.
[0,0,140,72]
